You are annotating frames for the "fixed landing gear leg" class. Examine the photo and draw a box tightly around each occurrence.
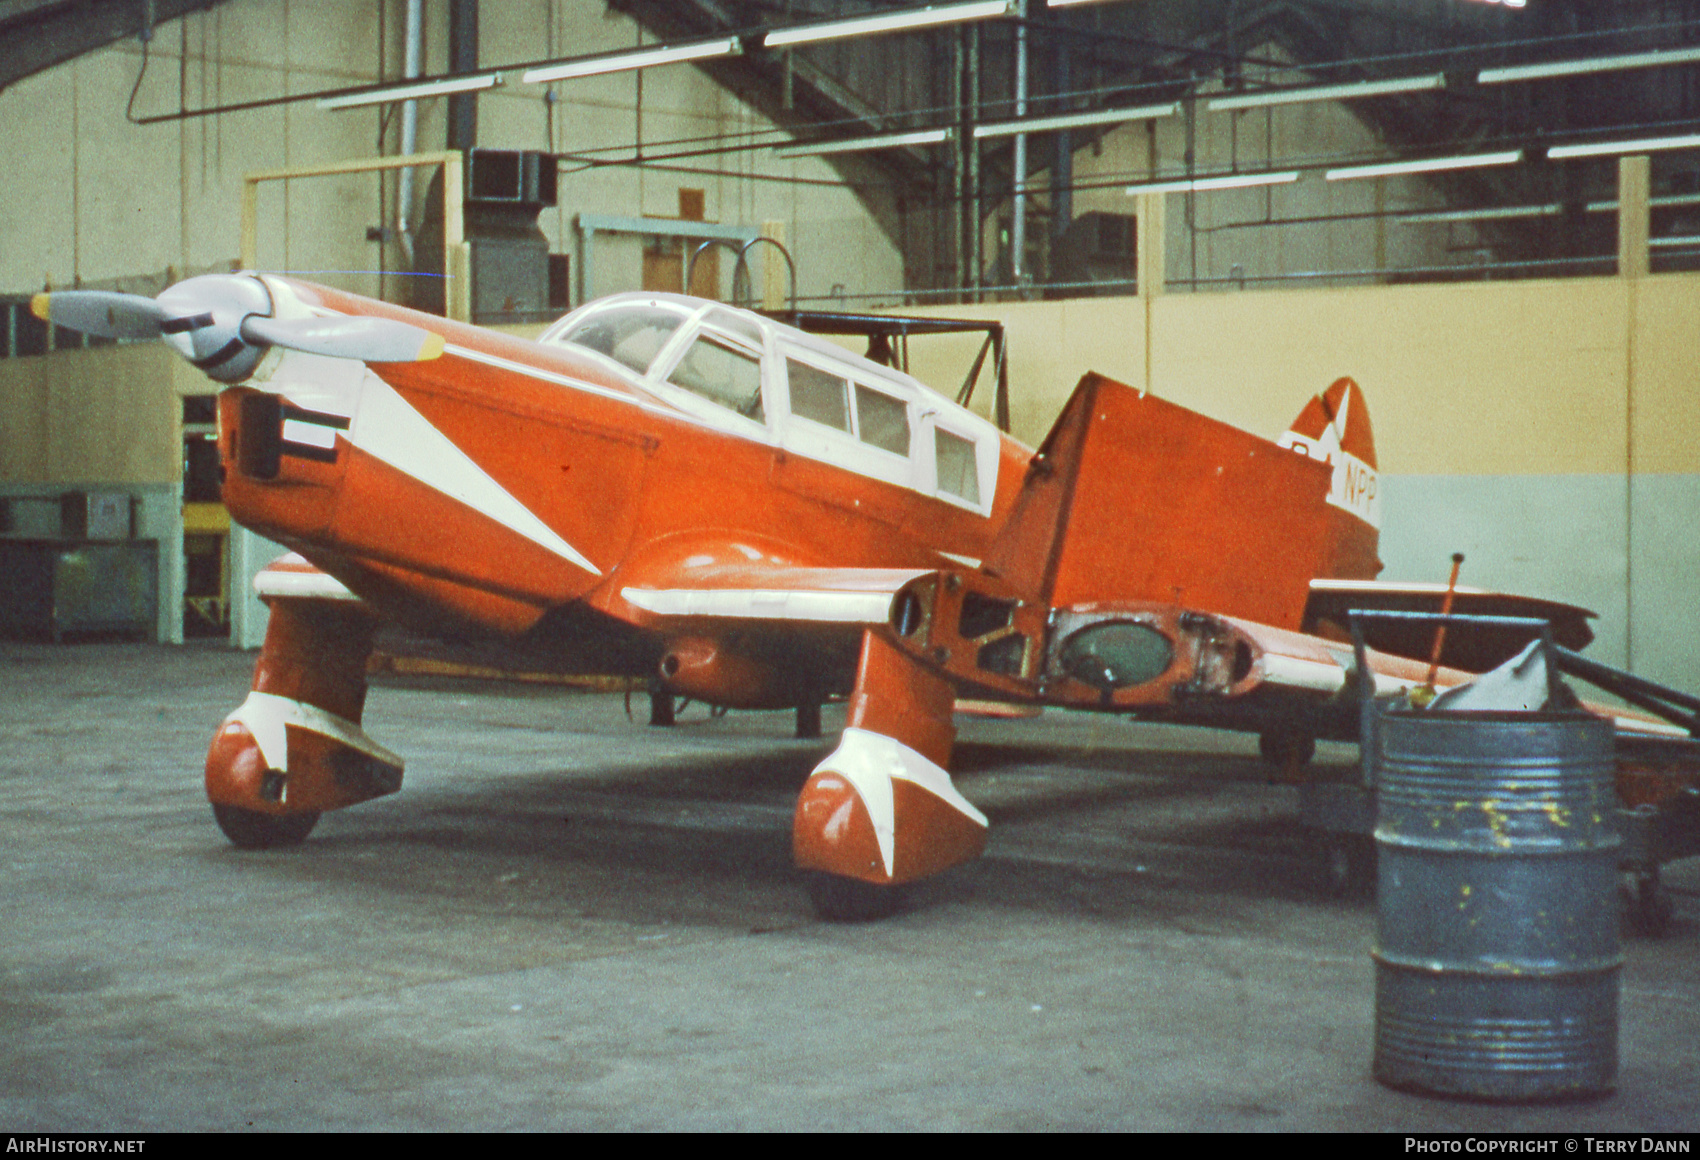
[793,630,985,920]
[204,595,402,846]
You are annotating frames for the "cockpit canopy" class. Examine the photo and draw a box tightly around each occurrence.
[541,294,999,515]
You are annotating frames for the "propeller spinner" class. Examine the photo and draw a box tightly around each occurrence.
[31,273,443,383]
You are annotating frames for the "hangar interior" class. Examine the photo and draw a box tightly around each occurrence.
[2,0,1699,1133]
[2,0,1697,691]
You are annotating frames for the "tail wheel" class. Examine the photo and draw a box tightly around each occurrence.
[806,873,905,922]
[212,804,320,849]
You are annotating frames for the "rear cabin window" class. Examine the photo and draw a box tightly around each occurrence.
[787,359,850,431]
[934,428,981,504]
[668,335,765,421]
[855,384,910,455]
[559,305,686,376]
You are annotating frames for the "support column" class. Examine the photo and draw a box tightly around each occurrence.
[1137,190,1166,395]
[760,220,787,309]
[1618,154,1649,672]
[1617,154,1650,279]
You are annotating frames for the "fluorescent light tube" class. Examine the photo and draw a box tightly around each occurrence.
[1208,74,1444,112]
[1397,204,1560,224]
[1479,45,1700,85]
[973,103,1179,138]
[522,38,742,83]
[1125,170,1301,195]
[319,73,501,110]
[764,1,1012,49]
[1548,133,1700,160]
[1587,192,1700,213]
[776,128,951,158]
[1325,150,1522,181]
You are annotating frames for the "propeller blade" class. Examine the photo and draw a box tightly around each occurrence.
[239,315,445,363]
[29,291,185,341]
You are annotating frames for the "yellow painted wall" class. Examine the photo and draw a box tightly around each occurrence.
[0,344,190,485]
[896,272,1700,478]
[1629,276,1700,477]
[11,271,1697,488]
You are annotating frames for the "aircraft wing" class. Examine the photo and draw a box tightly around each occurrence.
[613,562,929,627]
[1302,579,1595,670]
[602,556,936,710]
[1233,614,1686,744]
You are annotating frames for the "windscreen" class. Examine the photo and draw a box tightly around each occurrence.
[556,305,688,376]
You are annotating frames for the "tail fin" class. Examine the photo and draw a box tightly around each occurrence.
[985,373,1363,629]
[1277,377,1382,581]
[1277,377,1380,530]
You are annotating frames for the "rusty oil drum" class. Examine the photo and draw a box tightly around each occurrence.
[1371,709,1621,1100]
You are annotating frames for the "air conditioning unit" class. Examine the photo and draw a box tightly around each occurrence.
[412,149,560,325]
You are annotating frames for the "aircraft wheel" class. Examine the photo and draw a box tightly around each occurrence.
[806,873,905,922]
[1318,835,1376,899]
[1259,729,1316,768]
[212,804,320,850]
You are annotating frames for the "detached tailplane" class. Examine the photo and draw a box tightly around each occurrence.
[984,372,1382,631]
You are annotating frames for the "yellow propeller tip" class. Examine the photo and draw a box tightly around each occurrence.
[29,293,50,322]
[418,332,445,361]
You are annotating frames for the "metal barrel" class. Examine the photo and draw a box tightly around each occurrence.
[1371,709,1621,1101]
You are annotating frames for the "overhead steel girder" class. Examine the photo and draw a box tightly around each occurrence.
[608,0,942,253]
[0,0,230,95]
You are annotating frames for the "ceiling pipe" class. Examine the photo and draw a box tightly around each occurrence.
[398,0,423,267]
[447,0,478,152]
[1011,0,1029,291]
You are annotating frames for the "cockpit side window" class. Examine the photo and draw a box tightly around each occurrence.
[854,383,910,456]
[934,428,981,504]
[558,305,687,376]
[787,359,851,432]
[668,334,765,422]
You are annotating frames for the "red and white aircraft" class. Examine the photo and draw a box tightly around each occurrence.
[32,273,1647,916]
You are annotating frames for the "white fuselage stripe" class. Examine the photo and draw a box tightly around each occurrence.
[442,342,771,442]
[811,726,988,876]
[347,375,602,575]
[229,690,404,774]
[443,343,644,408]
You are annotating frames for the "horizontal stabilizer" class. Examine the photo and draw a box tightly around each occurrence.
[1303,579,1595,670]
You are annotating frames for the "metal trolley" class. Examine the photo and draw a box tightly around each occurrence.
[1298,610,1700,934]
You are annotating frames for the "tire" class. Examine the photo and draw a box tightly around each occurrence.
[806,873,904,922]
[212,804,320,850]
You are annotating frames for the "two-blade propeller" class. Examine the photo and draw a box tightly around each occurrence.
[31,273,443,383]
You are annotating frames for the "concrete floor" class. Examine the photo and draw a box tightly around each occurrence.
[1,640,1695,1132]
